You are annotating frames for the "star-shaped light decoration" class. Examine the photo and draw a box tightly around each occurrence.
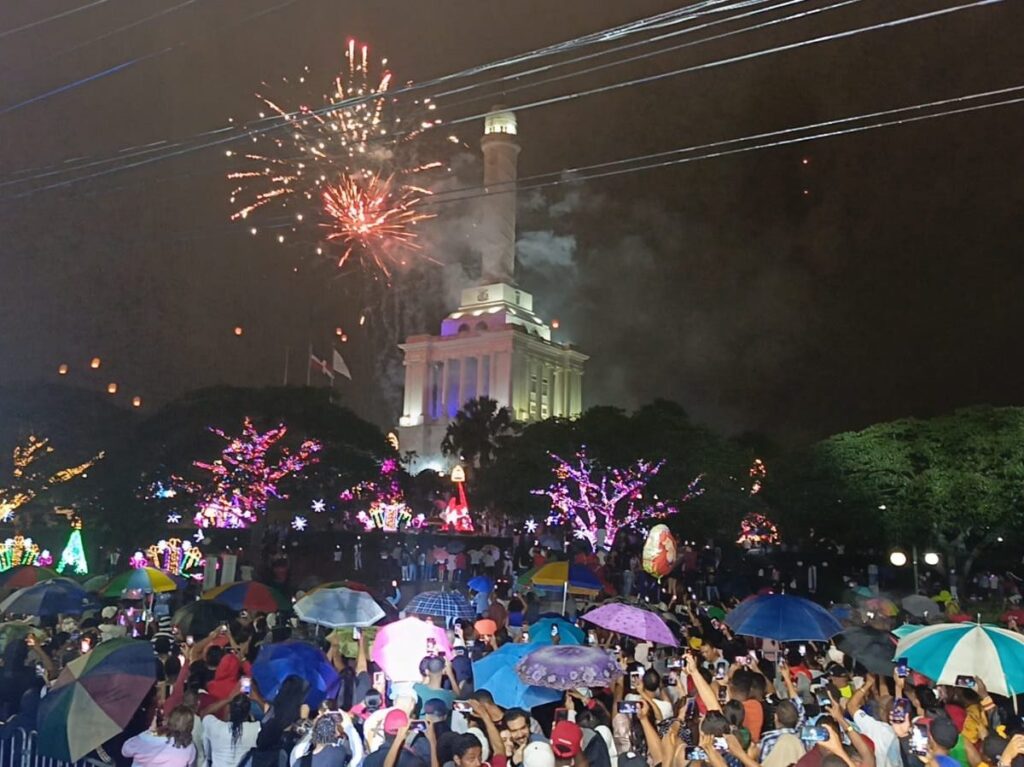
[311,499,326,513]
[292,515,308,532]
[193,529,205,543]
[524,518,538,534]
[167,512,182,524]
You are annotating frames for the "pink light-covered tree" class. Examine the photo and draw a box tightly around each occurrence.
[533,447,703,550]
[192,418,321,529]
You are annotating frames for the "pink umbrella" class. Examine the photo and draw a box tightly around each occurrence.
[581,603,679,646]
[430,547,449,564]
[371,617,452,681]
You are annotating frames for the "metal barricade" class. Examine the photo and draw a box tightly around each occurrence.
[0,729,108,767]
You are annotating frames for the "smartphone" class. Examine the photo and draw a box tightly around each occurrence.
[587,631,598,645]
[710,618,721,630]
[618,701,640,716]
[816,689,832,708]
[683,699,696,721]
[352,626,361,640]
[910,724,929,756]
[522,631,530,642]
[554,708,570,723]
[667,659,683,669]
[186,635,195,646]
[954,675,976,689]
[798,644,807,657]
[454,646,466,657]
[551,625,559,638]
[80,638,92,654]
[717,685,728,704]
[410,720,428,734]
[714,660,728,680]
[896,657,908,678]
[713,737,729,752]
[891,697,911,723]
[373,672,385,692]
[736,656,750,666]
[800,726,830,743]
[240,676,252,694]
[685,748,709,761]
[667,671,678,686]
[453,701,473,714]
[426,638,436,655]
[630,671,642,691]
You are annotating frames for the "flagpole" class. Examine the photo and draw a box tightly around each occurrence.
[306,342,312,386]
[283,347,290,386]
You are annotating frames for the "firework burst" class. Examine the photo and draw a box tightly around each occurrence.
[228,39,444,279]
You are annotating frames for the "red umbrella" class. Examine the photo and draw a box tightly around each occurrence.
[0,565,59,591]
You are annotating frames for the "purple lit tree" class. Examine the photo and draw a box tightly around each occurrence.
[533,448,703,550]
[191,418,321,529]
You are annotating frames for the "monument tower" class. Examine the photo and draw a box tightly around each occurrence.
[396,109,588,471]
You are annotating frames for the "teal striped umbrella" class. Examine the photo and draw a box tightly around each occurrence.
[891,623,927,639]
[893,622,1024,697]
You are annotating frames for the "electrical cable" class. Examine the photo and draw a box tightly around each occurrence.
[0,0,112,40]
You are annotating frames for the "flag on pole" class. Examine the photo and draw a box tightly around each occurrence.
[309,349,352,382]
[332,349,352,380]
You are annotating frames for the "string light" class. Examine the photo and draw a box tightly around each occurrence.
[0,535,43,571]
[55,517,88,576]
[0,435,103,523]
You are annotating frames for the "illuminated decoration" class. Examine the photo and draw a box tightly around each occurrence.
[292,515,308,531]
[131,538,204,579]
[736,512,780,547]
[642,524,678,580]
[132,396,143,408]
[341,457,414,532]
[234,326,244,336]
[228,39,445,280]
[90,357,101,369]
[0,435,103,523]
[524,518,538,534]
[440,466,473,532]
[166,512,182,524]
[0,536,49,571]
[36,550,53,567]
[152,482,178,499]
[194,529,205,543]
[533,448,703,551]
[188,418,322,529]
[58,364,69,375]
[748,458,766,495]
[311,498,326,513]
[386,432,399,451]
[106,383,118,394]
[55,518,88,576]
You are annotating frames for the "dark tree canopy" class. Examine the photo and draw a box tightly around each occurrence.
[440,396,518,468]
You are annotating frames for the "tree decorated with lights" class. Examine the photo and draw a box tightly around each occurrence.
[55,517,89,575]
[0,435,103,523]
[191,418,322,529]
[533,447,704,550]
[339,457,418,532]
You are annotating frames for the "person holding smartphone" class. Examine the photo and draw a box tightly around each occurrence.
[202,695,261,767]
[846,673,902,767]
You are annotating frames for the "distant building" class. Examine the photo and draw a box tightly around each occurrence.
[396,109,587,471]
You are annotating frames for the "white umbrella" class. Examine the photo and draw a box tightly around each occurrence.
[294,587,385,629]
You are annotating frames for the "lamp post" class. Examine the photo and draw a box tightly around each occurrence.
[890,545,940,594]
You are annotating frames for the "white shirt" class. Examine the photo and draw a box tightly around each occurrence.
[853,710,901,767]
[202,716,260,767]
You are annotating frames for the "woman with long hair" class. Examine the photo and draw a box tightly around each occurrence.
[204,695,262,767]
[122,706,196,767]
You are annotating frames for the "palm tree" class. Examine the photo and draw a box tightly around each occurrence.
[441,397,518,467]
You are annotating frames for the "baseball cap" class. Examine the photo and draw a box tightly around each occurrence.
[825,663,849,678]
[551,721,583,759]
[384,709,409,735]
[523,742,556,767]
[929,716,959,750]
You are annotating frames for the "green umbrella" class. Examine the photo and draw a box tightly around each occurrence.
[329,626,380,658]
[37,638,157,761]
[706,606,726,621]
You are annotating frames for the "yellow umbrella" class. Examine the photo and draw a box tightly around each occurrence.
[530,561,601,612]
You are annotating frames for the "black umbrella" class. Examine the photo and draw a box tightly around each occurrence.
[835,626,898,676]
[172,600,236,638]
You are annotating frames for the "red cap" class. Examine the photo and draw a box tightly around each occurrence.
[551,721,583,759]
[384,709,409,735]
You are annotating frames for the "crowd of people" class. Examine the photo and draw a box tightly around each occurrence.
[2,546,1023,767]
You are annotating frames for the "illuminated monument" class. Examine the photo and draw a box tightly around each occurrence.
[397,109,588,470]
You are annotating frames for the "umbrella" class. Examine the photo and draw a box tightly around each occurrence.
[482,545,501,560]
[894,622,1024,697]
[725,594,842,642]
[863,597,899,618]
[531,562,602,596]
[430,547,449,564]
[446,541,466,553]
[101,568,178,598]
[372,617,452,681]
[892,624,927,639]
[1001,609,1024,626]
[0,566,59,591]
[829,604,854,622]
[172,600,236,638]
[0,578,98,617]
[307,581,398,620]
[37,639,157,761]
[406,591,475,621]
[252,640,339,707]
[329,626,380,658]
[836,626,898,675]
[516,645,622,690]
[529,617,585,645]
[705,606,727,621]
[902,595,941,618]
[203,581,289,613]
[582,603,679,646]
[468,575,494,594]
[294,587,385,628]
[82,575,109,593]
[473,643,562,709]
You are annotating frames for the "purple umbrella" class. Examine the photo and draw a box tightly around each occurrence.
[581,603,679,646]
[516,645,623,690]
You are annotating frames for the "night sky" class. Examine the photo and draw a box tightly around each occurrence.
[1,0,1022,444]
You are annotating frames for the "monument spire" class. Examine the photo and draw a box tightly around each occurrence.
[479,106,521,284]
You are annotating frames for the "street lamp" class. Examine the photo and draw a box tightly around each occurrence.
[889,551,908,567]
[923,552,940,567]
[889,545,940,593]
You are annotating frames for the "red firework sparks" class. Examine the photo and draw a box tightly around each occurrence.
[320,173,434,274]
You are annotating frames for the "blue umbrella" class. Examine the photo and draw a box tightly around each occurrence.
[472,643,562,709]
[725,594,842,642]
[829,604,854,622]
[894,623,1024,697]
[529,617,585,645]
[0,578,98,617]
[252,640,339,708]
[467,576,494,594]
[407,590,475,621]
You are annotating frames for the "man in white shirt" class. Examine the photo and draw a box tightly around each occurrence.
[848,674,901,767]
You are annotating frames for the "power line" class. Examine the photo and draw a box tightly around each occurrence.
[0,0,112,40]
